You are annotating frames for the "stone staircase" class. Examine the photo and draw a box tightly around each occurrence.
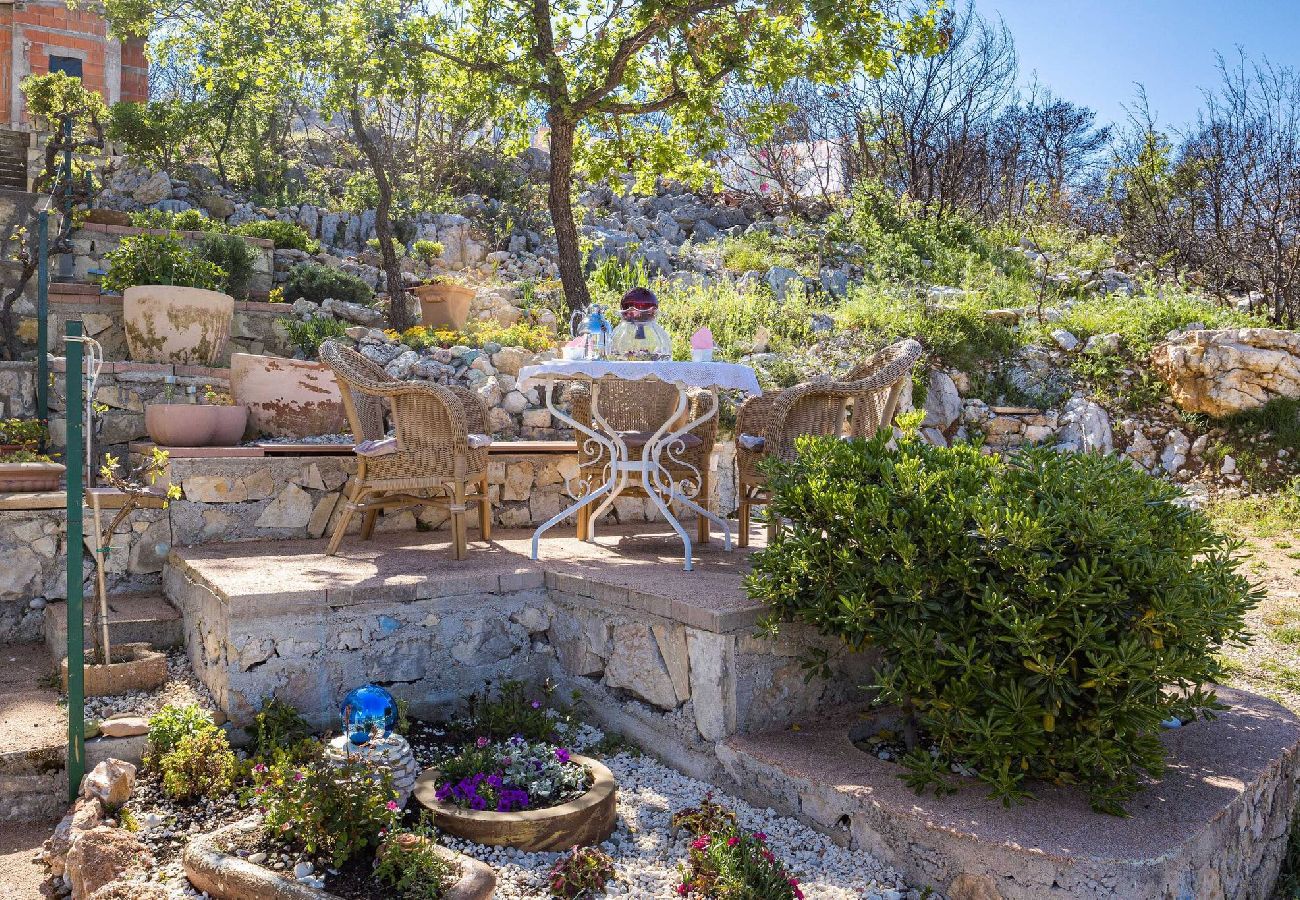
[44,591,183,663]
[0,129,30,191]
[0,643,67,824]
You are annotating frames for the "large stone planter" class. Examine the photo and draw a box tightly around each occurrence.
[0,460,64,491]
[184,817,496,900]
[230,353,348,439]
[145,403,249,447]
[415,282,474,332]
[413,754,617,851]
[123,285,234,366]
[60,642,168,697]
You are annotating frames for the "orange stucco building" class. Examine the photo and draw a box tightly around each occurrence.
[0,0,147,130]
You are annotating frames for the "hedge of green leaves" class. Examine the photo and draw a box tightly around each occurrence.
[747,434,1259,814]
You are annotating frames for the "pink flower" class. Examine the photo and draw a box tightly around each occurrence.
[754,832,766,842]
[691,836,710,850]
[386,800,399,811]
[727,836,739,847]
[676,885,689,897]
[476,736,490,749]
[788,878,800,888]
[292,771,304,782]
[253,763,267,773]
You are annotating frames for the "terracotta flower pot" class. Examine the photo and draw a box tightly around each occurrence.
[416,282,475,332]
[123,284,235,366]
[230,352,348,439]
[145,403,249,447]
[0,460,64,492]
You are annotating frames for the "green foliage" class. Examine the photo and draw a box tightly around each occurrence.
[145,704,217,766]
[107,100,195,171]
[839,287,1020,374]
[1212,478,1300,539]
[160,727,238,800]
[373,816,455,899]
[748,434,1260,814]
[253,750,401,868]
[718,228,821,276]
[236,219,320,253]
[669,793,738,837]
[465,680,570,743]
[587,256,650,302]
[412,239,445,264]
[245,696,312,760]
[101,233,226,293]
[1039,290,1262,355]
[20,72,106,139]
[285,316,350,357]
[367,236,406,257]
[129,208,223,233]
[672,797,802,899]
[395,321,556,353]
[656,281,815,362]
[1223,397,1300,457]
[0,418,45,450]
[548,846,617,899]
[283,263,374,306]
[198,232,259,300]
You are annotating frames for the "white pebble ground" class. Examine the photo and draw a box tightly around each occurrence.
[442,752,921,899]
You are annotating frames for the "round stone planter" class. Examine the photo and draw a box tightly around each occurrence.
[0,460,64,492]
[230,353,348,439]
[59,642,168,697]
[413,754,617,851]
[123,285,234,366]
[415,282,474,332]
[183,817,496,900]
[145,403,249,447]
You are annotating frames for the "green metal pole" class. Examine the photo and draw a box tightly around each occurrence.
[36,211,49,451]
[65,320,85,802]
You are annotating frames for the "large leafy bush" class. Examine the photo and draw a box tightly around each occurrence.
[101,233,226,293]
[747,434,1259,814]
[283,263,374,306]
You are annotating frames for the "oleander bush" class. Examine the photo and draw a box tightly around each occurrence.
[747,433,1260,814]
[283,262,374,306]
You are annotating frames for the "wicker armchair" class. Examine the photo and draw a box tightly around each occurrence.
[569,378,718,543]
[735,338,922,547]
[319,340,491,559]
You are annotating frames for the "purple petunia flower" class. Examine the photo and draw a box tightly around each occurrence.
[476,736,490,749]
[554,748,571,764]
[531,700,541,709]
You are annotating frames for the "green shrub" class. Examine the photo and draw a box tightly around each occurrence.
[253,752,400,867]
[245,696,312,760]
[235,219,320,254]
[366,236,405,257]
[102,232,226,293]
[0,418,45,450]
[1039,290,1262,355]
[656,281,815,362]
[145,703,216,765]
[285,316,350,357]
[548,846,616,899]
[374,817,455,899]
[129,208,224,233]
[107,100,194,171]
[671,797,803,899]
[198,232,258,300]
[747,434,1260,814]
[283,263,374,306]
[160,727,237,800]
[466,680,571,743]
[412,239,445,264]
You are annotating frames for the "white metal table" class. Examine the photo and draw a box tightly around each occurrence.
[519,359,762,571]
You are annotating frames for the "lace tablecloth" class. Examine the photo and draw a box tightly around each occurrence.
[519,359,762,395]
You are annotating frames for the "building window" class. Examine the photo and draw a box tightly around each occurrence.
[49,56,84,80]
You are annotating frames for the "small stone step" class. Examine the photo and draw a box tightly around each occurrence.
[0,643,66,823]
[44,592,182,663]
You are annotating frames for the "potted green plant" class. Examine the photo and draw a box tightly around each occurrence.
[414,273,475,332]
[0,419,63,492]
[104,231,235,366]
[144,381,249,447]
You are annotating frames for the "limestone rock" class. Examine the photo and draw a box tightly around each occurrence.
[65,826,152,900]
[99,716,148,738]
[604,623,680,710]
[1056,398,1112,455]
[322,297,385,326]
[1050,329,1080,351]
[1151,328,1300,416]
[200,193,235,219]
[131,171,172,206]
[46,798,103,877]
[79,759,136,808]
[255,483,314,529]
[922,371,962,431]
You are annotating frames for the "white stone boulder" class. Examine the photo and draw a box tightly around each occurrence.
[1150,328,1300,417]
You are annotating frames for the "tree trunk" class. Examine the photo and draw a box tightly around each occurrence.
[546,113,591,314]
[350,102,413,332]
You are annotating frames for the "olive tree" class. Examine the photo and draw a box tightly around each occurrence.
[419,0,945,311]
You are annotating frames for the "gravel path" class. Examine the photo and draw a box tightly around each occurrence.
[81,651,218,725]
[442,752,920,899]
[0,821,56,900]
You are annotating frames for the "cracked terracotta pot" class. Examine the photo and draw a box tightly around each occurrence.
[123,285,234,366]
[230,352,348,439]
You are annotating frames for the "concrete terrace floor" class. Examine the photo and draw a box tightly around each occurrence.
[170,524,770,633]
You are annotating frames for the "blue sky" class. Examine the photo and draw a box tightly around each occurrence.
[979,0,1300,132]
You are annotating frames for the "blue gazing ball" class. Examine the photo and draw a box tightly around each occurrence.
[340,684,397,745]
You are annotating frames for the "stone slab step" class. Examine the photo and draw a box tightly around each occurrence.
[44,592,182,662]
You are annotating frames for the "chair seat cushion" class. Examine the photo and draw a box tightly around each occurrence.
[356,434,493,455]
[737,433,766,451]
[468,433,493,449]
[616,430,703,450]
